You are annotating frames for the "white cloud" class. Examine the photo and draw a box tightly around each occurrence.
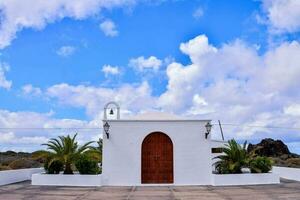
[263,41,300,93]
[56,45,76,57]
[46,81,156,117]
[102,64,120,77]
[100,19,119,37]
[158,34,300,142]
[186,94,215,115]
[179,35,217,63]
[0,62,12,90]
[0,109,100,152]
[193,94,208,106]
[0,132,47,144]
[0,132,15,143]
[129,56,162,71]
[262,0,300,33]
[22,84,42,96]
[284,104,300,116]
[0,109,95,130]
[0,0,135,48]
[193,7,204,19]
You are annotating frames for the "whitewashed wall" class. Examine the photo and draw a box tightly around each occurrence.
[32,174,102,186]
[210,140,227,148]
[212,173,280,186]
[273,166,300,181]
[0,168,44,186]
[102,120,212,186]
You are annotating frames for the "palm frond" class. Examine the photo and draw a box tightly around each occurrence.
[213,139,248,174]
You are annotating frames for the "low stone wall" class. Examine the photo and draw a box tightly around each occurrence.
[212,173,280,186]
[0,168,44,186]
[32,173,102,187]
[32,172,283,187]
[273,166,300,181]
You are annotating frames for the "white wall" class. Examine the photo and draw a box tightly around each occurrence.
[0,168,44,186]
[32,174,102,187]
[102,120,212,186]
[212,173,280,186]
[210,140,227,148]
[273,166,300,181]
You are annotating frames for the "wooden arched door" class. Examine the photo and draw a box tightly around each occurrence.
[141,132,173,184]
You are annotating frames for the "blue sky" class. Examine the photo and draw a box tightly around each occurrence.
[0,0,300,153]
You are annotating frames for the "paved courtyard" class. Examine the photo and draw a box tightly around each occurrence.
[0,179,299,200]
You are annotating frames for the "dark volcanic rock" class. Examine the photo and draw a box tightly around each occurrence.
[247,138,300,167]
[248,138,291,157]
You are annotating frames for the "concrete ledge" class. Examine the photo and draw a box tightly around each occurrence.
[273,166,300,181]
[32,173,102,187]
[0,168,44,186]
[212,173,280,186]
[31,172,281,187]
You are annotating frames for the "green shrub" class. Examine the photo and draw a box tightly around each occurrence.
[31,150,49,163]
[49,160,64,174]
[249,156,273,173]
[44,157,64,174]
[75,154,100,175]
[44,156,51,172]
[214,161,231,174]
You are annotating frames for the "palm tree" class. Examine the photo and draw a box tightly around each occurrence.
[42,133,94,174]
[91,138,102,155]
[86,138,103,163]
[96,138,103,155]
[214,139,248,174]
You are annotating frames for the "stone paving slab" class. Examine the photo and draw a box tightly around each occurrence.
[0,179,299,200]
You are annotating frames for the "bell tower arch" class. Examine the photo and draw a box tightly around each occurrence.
[103,101,120,120]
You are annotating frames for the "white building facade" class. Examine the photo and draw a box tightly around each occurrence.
[31,102,280,187]
[101,103,220,186]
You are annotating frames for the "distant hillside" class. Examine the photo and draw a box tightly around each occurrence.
[248,138,300,168]
[0,151,43,171]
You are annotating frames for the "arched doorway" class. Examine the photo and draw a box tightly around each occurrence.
[141,132,173,184]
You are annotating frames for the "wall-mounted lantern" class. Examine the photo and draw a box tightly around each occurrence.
[103,121,110,139]
[205,122,212,139]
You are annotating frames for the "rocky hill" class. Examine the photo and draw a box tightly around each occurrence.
[248,138,300,168]
[0,151,42,170]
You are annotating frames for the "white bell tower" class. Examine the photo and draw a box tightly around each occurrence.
[103,101,120,120]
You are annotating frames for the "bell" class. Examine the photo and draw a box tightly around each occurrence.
[109,108,114,115]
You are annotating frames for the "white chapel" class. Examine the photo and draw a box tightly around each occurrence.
[101,102,225,186]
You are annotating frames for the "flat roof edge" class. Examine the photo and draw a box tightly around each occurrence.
[103,119,211,122]
[210,139,227,143]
